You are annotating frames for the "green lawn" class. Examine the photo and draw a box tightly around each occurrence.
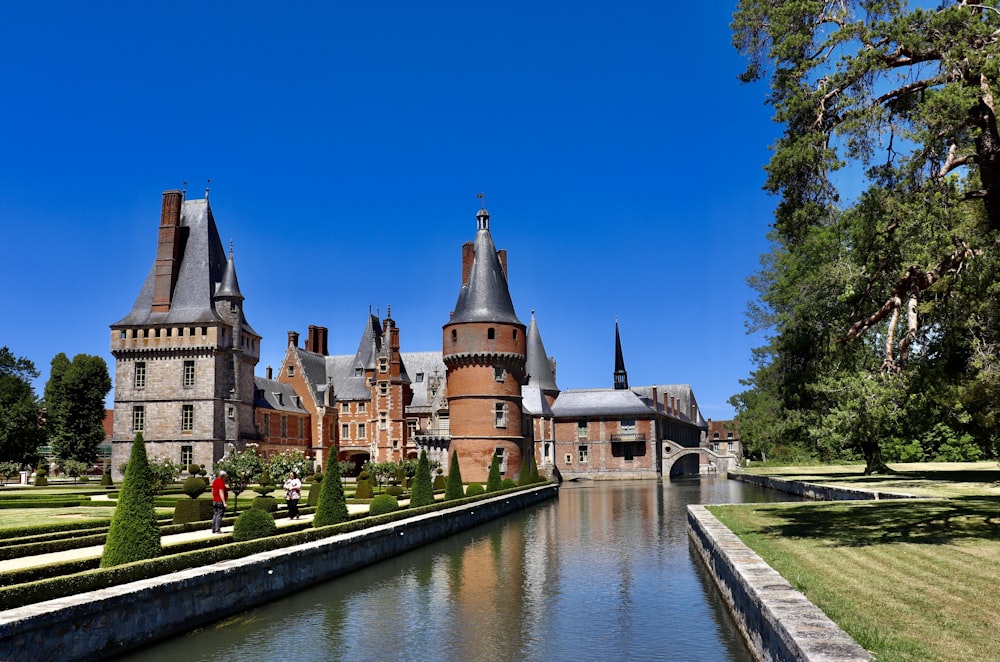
[713,463,1000,661]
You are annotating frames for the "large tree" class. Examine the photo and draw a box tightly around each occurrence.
[44,353,112,464]
[731,1,1000,472]
[0,347,46,465]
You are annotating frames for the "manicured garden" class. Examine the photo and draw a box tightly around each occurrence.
[712,463,1000,662]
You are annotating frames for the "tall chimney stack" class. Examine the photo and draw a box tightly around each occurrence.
[151,190,183,313]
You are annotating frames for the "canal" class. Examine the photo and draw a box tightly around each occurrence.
[117,476,799,661]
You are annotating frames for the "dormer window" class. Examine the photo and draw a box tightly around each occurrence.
[287,365,295,377]
[355,367,363,377]
[416,372,424,382]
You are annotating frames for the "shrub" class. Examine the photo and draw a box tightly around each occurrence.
[101,433,161,567]
[518,451,531,486]
[501,478,517,489]
[385,485,404,497]
[409,450,434,508]
[486,455,502,492]
[465,482,485,496]
[307,472,323,507]
[433,474,447,491]
[100,471,113,487]
[181,476,207,499]
[355,471,374,499]
[252,496,278,512]
[34,468,48,487]
[172,498,214,524]
[444,450,464,500]
[369,494,399,516]
[313,459,349,527]
[232,508,276,541]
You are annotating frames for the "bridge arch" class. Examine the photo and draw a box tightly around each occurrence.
[661,440,738,478]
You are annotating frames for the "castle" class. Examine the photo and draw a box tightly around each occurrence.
[111,190,711,481]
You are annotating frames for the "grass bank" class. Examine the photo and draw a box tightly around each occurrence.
[712,463,1000,661]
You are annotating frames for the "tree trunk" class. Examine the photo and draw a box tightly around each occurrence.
[861,439,894,475]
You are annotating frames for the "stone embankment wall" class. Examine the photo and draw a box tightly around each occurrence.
[688,505,872,662]
[729,471,921,501]
[0,484,557,661]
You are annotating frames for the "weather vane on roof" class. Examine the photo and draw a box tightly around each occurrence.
[476,192,486,208]
[205,178,211,200]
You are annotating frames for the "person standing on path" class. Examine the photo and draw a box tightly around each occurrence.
[283,471,302,520]
[211,470,228,533]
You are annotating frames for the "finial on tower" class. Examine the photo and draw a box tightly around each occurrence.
[205,178,211,200]
[475,192,490,230]
[228,240,234,258]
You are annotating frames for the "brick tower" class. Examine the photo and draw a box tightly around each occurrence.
[443,206,527,482]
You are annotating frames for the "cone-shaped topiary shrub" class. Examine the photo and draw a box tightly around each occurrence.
[307,472,323,507]
[409,450,434,507]
[517,450,531,486]
[465,482,485,496]
[369,494,399,516]
[100,470,113,487]
[232,507,276,541]
[354,470,374,499]
[528,450,542,483]
[313,460,349,527]
[486,454,502,492]
[433,470,446,491]
[501,477,517,489]
[445,450,464,500]
[101,433,161,567]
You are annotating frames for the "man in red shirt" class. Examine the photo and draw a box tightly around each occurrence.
[211,470,228,533]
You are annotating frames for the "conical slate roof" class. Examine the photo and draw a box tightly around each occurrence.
[450,208,523,325]
[353,313,383,370]
[526,311,559,393]
[215,248,244,300]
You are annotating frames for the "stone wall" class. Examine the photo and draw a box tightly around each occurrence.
[729,472,922,501]
[687,505,872,662]
[0,485,558,661]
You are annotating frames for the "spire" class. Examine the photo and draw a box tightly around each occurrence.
[449,207,522,325]
[613,318,628,390]
[215,242,244,300]
[526,310,559,393]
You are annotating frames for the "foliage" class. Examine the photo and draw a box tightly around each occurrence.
[232,507,276,541]
[0,347,46,464]
[528,450,541,483]
[313,459,349,527]
[337,460,355,477]
[101,433,161,567]
[501,478,517,489]
[59,459,89,483]
[368,493,399,516]
[354,471,374,499]
[264,450,310,485]
[730,1,1000,471]
[146,457,183,496]
[0,461,22,484]
[172,498,213,524]
[44,353,111,464]
[444,450,464,500]
[385,484,404,496]
[253,472,275,497]
[465,482,485,497]
[517,450,531,486]
[486,454,502,492]
[100,470,113,487]
[181,475,207,499]
[251,496,278,512]
[362,461,398,488]
[409,450,435,507]
[214,445,264,514]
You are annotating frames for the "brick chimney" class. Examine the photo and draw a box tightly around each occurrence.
[151,190,183,313]
[461,241,474,286]
[306,325,329,355]
[288,330,299,348]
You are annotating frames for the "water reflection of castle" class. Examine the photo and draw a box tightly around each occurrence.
[111,190,726,480]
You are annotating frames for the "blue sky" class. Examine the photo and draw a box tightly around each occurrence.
[0,2,778,420]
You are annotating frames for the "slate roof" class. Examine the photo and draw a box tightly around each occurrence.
[551,388,657,418]
[400,352,448,410]
[632,384,708,428]
[254,376,308,413]
[450,209,523,325]
[521,384,554,417]
[113,198,257,336]
[526,312,559,393]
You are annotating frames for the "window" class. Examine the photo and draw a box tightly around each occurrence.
[357,423,366,439]
[181,404,194,432]
[713,432,720,439]
[183,360,195,388]
[355,367,363,377]
[132,406,144,433]
[263,412,270,432]
[727,432,734,439]
[227,405,234,419]
[281,415,288,437]
[341,423,350,439]
[407,420,417,437]
[379,358,388,374]
[379,413,387,430]
[287,365,295,377]
[577,421,588,439]
[181,445,193,467]
[451,329,457,342]
[513,329,517,340]
[392,439,399,449]
[578,445,589,463]
[134,362,146,389]
[495,403,508,428]
[341,402,350,413]
[415,372,424,383]
[565,453,573,464]
[624,444,634,462]
[298,418,304,438]
[494,366,505,382]
[379,382,388,397]
[487,328,495,340]
[358,402,366,413]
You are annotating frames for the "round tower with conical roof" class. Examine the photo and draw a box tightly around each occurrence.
[443,207,527,483]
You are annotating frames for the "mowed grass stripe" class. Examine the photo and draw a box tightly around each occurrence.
[709,501,1000,662]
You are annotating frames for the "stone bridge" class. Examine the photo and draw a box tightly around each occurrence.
[662,440,739,477]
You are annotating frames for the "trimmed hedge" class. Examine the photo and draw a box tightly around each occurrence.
[465,482,485,496]
[0,483,540,609]
[232,509,276,541]
[369,494,399,516]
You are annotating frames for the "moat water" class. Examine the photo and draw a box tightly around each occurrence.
[117,477,799,662]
